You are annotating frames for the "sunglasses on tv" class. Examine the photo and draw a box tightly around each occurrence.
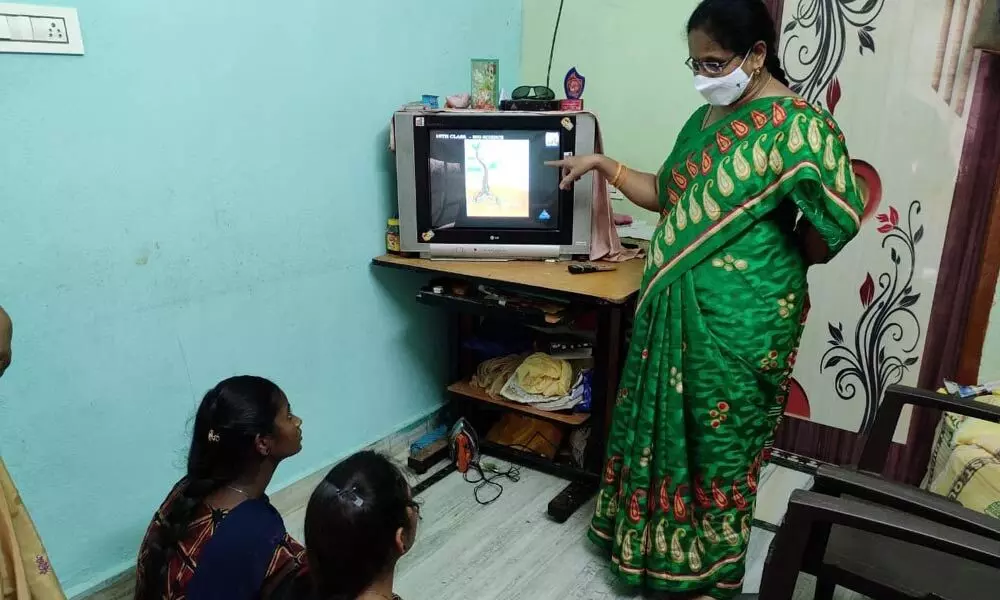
[511,86,556,101]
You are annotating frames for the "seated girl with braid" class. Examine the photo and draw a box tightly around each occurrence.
[134,376,308,599]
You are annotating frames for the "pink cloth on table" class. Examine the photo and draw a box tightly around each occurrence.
[589,120,643,262]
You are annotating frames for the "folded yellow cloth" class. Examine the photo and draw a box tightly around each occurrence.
[955,417,1000,454]
[924,390,1000,518]
[472,354,524,398]
[513,353,572,397]
[923,390,1000,489]
[929,442,1000,519]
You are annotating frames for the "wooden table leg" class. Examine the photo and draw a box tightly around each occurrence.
[587,304,624,472]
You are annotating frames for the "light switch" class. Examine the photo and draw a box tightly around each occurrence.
[6,15,30,40]
[0,4,83,54]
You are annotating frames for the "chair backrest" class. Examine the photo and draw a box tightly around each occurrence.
[759,489,1000,599]
[859,385,1000,473]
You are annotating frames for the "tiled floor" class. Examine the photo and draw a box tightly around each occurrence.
[87,453,863,600]
[284,460,861,599]
[753,463,815,527]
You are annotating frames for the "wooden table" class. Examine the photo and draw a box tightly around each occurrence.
[372,254,643,304]
[373,255,643,521]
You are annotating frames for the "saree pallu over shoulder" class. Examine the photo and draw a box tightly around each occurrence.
[644,97,864,309]
[0,457,66,600]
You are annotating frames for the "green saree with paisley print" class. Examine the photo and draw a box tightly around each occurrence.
[588,96,864,599]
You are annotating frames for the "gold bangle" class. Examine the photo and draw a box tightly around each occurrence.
[615,167,628,190]
[610,162,625,188]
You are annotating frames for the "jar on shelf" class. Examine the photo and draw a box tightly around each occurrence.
[386,217,401,254]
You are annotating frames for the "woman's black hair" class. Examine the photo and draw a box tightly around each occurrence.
[305,451,414,600]
[687,0,790,86]
[136,375,284,599]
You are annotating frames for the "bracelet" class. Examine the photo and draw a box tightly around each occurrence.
[615,167,629,190]
[610,162,627,188]
[610,163,624,187]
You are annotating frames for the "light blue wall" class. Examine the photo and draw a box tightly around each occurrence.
[0,0,521,593]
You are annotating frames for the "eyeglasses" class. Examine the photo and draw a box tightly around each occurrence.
[511,85,555,101]
[408,499,423,520]
[685,55,739,76]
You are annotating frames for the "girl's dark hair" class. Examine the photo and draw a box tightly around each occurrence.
[305,451,413,600]
[687,0,790,86]
[136,375,284,599]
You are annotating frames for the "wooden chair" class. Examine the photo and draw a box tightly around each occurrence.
[797,385,1000,599]
[759,488,1000,600]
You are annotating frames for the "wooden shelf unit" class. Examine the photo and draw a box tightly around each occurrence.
[372,254,641,522]
[447,380,591,427]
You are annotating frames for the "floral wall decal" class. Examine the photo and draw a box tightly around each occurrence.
[785,377,811,419]
[820,201,924,433]
[781,29,886,424]
[782,0,887,104]
[825,76,843,114]
[773,1,968,449]
[853,159,883,223]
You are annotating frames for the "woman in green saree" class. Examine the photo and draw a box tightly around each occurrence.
[548,1,864,598]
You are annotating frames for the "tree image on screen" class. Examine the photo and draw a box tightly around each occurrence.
[471,143,496,205]
[464,139,530,218]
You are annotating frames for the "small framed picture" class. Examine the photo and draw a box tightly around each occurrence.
[471,58,500,110]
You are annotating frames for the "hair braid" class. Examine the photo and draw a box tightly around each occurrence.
[135,376,283,599]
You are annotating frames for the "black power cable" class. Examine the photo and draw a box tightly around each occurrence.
[458,430,565,505]
[545,0,567,90]
[463,460,521,505]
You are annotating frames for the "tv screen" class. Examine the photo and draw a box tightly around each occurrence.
[394,111,596,259]
[412,114,578,248]
[426,129,562,233]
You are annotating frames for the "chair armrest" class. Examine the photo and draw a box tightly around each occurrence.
[760,489,1000,600]
[858,384,1000,472]
[814,464,1000,541]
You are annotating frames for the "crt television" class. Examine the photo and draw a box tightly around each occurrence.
[393,111,596,260]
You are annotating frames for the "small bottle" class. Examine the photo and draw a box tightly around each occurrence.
[386,217,401,254]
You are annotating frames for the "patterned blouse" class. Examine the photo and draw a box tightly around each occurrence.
[135,480,308,599]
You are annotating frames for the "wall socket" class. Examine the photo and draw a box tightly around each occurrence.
[30,16,66,43]
[0,3,83,55]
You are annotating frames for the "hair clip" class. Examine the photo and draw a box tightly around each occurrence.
[331,484,364,508]
[207,430,221,443]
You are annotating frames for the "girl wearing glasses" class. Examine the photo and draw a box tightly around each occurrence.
[548,1,864,598]
[304,451,420,600]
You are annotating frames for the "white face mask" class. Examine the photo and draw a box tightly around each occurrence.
[693,52,753,106]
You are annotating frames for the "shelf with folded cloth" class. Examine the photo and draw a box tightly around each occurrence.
[447,380,591,427]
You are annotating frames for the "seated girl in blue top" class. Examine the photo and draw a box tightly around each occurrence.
[135,375,308,599]
[304,451,420,600]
